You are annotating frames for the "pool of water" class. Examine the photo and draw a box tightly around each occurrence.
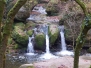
[5,53,43,68]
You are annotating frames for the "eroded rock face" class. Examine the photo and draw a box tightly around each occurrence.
[15,0,38,21]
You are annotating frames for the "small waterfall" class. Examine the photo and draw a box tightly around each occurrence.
[45,25,50,54]
[60,25,67,51]
[26,35,35,55]
[40,25,57,59]
[57,25,74,56]
[46,34,50,53]
[32,6,47,14]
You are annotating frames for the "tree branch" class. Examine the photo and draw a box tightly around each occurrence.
[75,0,88,16]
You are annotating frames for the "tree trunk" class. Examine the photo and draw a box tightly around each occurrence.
[0,0,27,68]
[74,14,91,68]
[0,0,5,45]
[73,0,91,68]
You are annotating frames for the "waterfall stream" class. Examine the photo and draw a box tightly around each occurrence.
[40,25,57,59]
[26,35,35,55]
[57,25,74,56]
[60,25,67,51]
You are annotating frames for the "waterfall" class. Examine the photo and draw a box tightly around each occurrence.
[26,35,35,55]
[46,34,50,53]
[57,25,74,56]
[40,25,57,59]
[60,25,67,51]
[45,25,50,54]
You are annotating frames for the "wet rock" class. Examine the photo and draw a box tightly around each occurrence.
[15,0,38,21]
[34,32,45,50]
[49,24,59,46]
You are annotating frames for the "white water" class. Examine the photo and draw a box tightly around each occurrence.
[32,6,47,14]
[57,25,73,56]
[26,36,35,55]
[40,25,57,59]
[46,34,50,53]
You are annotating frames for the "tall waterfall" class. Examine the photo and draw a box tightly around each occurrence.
[40,25,57,59]
[57,25,73,56]
[60,25,67,51]
[26,35,35,55]
[45,25,50,54]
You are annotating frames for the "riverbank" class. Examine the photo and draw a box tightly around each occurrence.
[19,55,91,68]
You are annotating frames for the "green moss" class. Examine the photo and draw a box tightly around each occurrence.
[26,30,33,37]
[49,25,59,45]
[35,33,45,48]
[25,21,36,30]
[14,22,25,30]
[49,31,59,45]
[12,25,28,46]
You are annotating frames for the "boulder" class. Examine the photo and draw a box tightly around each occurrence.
[26,30,33,37]
[46,0,59,16]
[49,24,59,46]
[25,21,36,30]
[12,23,28,46]
[15,0,38,21]
[34,32,45,50]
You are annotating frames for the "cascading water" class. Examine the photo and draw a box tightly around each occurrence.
[40,25,57,59]
[60,26,67,51]
[26,35,35,55]
[46,33,50,54]
[57,25,73,56]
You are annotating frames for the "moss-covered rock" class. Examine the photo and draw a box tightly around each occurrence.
[49,24,59,45]
[12,24,28,46]
[26,30,33,37]
[35,33,45,50]
[87,47,91,53]
[25,21,36,30]
[46,0,59,16]
[14,22,25,30]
